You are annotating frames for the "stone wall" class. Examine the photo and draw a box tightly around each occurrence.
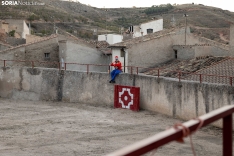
[6,37,26,46]
[0,43,11,51]
[230,24,234,56]
[0,66,233,128]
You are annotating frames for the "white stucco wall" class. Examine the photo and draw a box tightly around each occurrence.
[98,34,123,45]
[22,21,30,39]
[134,19,163,38]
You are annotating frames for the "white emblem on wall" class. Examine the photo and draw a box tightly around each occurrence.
[119,88,134,109]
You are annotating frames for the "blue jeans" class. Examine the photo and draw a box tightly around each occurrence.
[111,69,121,81]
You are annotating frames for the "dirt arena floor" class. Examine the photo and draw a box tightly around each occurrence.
[0,98,228,156]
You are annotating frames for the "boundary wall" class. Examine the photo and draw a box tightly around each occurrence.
[0,66,233,127]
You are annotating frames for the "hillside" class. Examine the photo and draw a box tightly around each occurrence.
[1,1,234,43]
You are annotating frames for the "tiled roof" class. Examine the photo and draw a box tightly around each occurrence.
[142,56,234,85]
[57,27,110,54]
[87,40,109,48]
[143,56,228,77]
[184,58,234,85]
[173,44,212,47]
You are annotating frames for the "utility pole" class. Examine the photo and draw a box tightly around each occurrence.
[183,13,188,45]
[29,5,31,35]
[105,9,108,34]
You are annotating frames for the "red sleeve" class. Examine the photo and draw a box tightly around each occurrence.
[118,62,122,69]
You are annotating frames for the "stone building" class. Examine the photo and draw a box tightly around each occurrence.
[0,34,110,72]
[109,26,232,73]
[0,19,30,39]
[132,19,163,38]
[0,35,59,68]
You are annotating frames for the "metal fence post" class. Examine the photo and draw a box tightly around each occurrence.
[131,66,133,75]
[87,64,89,74]
[136,67,138,75]
[58,62,60,70]
[199,74,202,84]
[230,77,232,86]
[178,71,181,82]
[31,61,34,68]
[223,114,233,156]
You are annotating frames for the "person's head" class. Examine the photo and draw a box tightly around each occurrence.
[115,56,119,61]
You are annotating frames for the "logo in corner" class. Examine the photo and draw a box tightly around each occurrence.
[2,1,19,5]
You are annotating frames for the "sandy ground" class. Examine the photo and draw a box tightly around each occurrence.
[0,98,228,156]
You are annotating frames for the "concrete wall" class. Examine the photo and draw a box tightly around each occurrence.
[0,66,233,128]
[174,46,195,60]
[173,44,229,60]
[128,34,175,68]
[59,40,110,72]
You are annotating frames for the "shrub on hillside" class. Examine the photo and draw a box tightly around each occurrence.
[8,30,15,37]
[144,4,173,15]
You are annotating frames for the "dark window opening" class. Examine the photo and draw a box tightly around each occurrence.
[147,28,153,34]
[174,50,177,59]
[44,53,50,58]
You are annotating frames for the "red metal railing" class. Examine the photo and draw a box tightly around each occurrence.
[1,59,234,86]
[106,105,234,156]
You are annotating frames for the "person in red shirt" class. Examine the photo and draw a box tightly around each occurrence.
[109,56,122,83]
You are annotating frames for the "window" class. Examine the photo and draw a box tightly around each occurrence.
[147,29,153,34]
[174,50,177,59]
[44,53,50,58]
